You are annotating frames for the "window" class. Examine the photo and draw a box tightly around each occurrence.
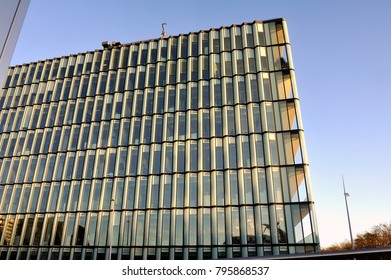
[214,139,223,170]
[58,182,70,212]
[150,177,159,208]
[189,141,197,172]
[176,174,184,207]
[177,142,185,173]
[190,83,198,109]
[163,176,172,208]
[128,146,139,176]
[164,143,173,173]
[152,144,161,174]
[98,213,109,246]
[153,115,163,142]
[202,140,210,170]
[177,112,186,140]
[80,181,91,211]
[190,111,197,139]
[140,146,150,175]
[189,174,197,207]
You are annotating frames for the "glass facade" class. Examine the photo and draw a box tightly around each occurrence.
[0,18,320,260]
[0,0,30,88]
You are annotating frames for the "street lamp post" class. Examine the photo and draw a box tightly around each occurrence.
[342,175,354,250]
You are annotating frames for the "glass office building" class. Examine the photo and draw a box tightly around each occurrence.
[0,18,320,260]
[0,0,30,88]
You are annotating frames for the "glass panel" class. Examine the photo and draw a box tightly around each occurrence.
[175,209,183,246]
[276,205,287,243]
[189,174,197,207]
[125,178,136,210]
[163,175,172,208]
[202,140,210,170]
[13,215,25,245]
[22,215,35,245]
[138,177,148,209]
[84,150,95,179]
[246,207,255,244]
[188,208,197,246]
[80,181,91,211]
[228,137,237,168]
[98,212,109,246]
[74,151,86,179]
[114,179,124,210]
[176,174,184,208]
[57,182,70,212]
[123,211,133,246]
[42,214,55,246]
[241,136,250,168]
[87,213,97,246]
[135,211,145,246]
[69,182,80,211]
[217,208,225,245]
[164,143,173,173]
[231,207,240,244]
[152,144,161,174]
[226,107,235,135]
[150,176,159,208]
[189,141,197,172]
[28,185,40,213]
[203,174,210,206]
[140,145,150,175]
[47,183,60,212]
[203,209,211,245]
[176,142,185,173]
[230,171,238,205]
[38,184,50,212]
[161,210,170,246]
[63,213,75,246]
[17,175,28,209]
[244,170,253,204]
[10,185,22,213]
[216,171,224,205]
[75,213,86,245]
[190,111,197,139]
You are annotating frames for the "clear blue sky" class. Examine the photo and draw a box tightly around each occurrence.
[10,0,391,248]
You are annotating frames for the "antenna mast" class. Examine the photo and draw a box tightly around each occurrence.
[161,23,167,37]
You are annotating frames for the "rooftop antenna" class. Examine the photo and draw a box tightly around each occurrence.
[161,23,167,37]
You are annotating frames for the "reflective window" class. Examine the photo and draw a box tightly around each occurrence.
[80,181,91,211]
[176,174,184,207]
[163,175,172,208]
[230,171,238,205]
[175,209,183,246]
[98,212,109,246]
[125,178,136,210]
[189,209,197,245]
[0,20,317,259]
[161,210,170,246]
[87,213,98,246]
[90,180,102,211]
[150,177,159,208]
[58,182,70,212]
[38,184,50,212]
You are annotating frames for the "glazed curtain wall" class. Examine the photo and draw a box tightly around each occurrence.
[0,19,319,260]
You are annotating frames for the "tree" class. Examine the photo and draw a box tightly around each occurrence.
[321,240,351,252]
[355,222,391,249]
[321,221,391,252]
